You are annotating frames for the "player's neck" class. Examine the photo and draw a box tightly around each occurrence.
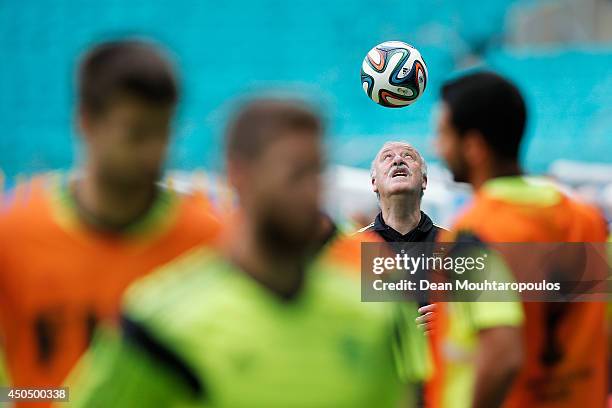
[73,170,158,232]
[470,160,522,191]
[229,219,309,300]
[380,194,422,235]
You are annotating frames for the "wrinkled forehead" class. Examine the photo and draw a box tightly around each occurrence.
[376,141,419,160]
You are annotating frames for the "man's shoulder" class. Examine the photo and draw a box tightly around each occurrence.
[355,222,375,234]
[167,190,222,244]
[350,223,385,244]
[563,195,608,238]
[430,223,449,241]
[0,173,60,247]
[447,185,608,241]
[432,224,448,232]
[441,195,498,240]
[0,173,56,218]
[123,246,230,324]
[353,222,385,240]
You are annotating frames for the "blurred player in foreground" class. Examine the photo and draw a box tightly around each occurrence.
[432,71,608,407]
[0,40,220,405]
[65,98,429,407]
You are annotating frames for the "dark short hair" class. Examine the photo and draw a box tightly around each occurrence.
[78,40,179,115]
[441,71,526,160]
[226,98,323,160]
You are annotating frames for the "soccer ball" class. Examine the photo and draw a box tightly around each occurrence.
[360,41,428,108]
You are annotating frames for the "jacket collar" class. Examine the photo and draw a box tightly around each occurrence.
[373,210,434,240]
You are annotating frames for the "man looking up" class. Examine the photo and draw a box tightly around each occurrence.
[359,141,443,243]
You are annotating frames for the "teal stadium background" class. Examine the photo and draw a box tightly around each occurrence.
[1,0,611,187]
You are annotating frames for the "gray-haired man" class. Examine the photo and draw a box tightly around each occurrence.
[358,141,444,242]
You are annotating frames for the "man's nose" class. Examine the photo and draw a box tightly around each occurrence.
[392,154,405,166]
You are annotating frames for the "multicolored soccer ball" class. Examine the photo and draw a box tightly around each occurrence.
[361,41,428,108]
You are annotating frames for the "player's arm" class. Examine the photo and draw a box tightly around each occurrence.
[392,301,432,382]
[65,317,205,408]
[473,325,523,408]
[391,302,433,408]
[467,265,524,408]
[469,255,525,408]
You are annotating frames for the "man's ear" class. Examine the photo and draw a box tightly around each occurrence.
[421,173,428,192]
[77,108,94,143]
[371,176,378,194]
[226,159,239,190]
[226,157,247,194]
[463,130,488,168]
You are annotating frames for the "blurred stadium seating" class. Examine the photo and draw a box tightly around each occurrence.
[1,0,611,222]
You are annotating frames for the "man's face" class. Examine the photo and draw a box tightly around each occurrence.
[435,104,469,183]
[82,97,173,190]
[372,142,426,199]
[241,130,324,250]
